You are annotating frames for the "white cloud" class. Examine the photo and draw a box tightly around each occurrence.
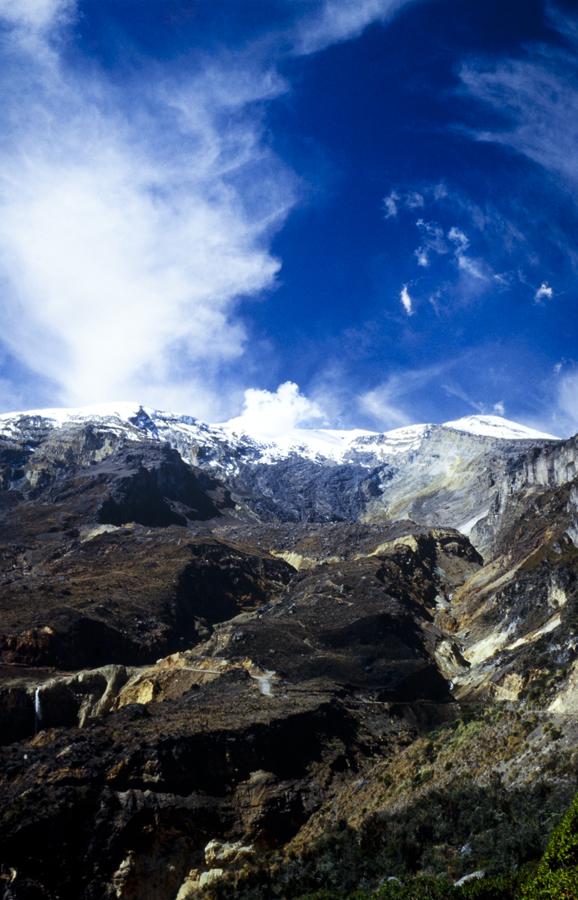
[448,225,487,280]
[416,219,448,255]
[295,0,416,55]
[406,191,424,209]
[535,281,554,302]
[428,288,445,315]
[493,400,505,416]
[383,190,400,218]
[0,0,432,418]
[0,2,296,415]
[456,253,486,279]
[414,219,488,278]
[359,388,410,429]
[447,226,469,251]
[223,381,324,436]
[443,381,484,413]
[400,284,414,315]
[390,190,491,283]
[384,189,427,221]
[529,365,578,438]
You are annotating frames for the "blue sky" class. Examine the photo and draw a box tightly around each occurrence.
[0,0,576,435]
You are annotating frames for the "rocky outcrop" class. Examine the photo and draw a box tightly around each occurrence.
[0,516,485,897]
[0,674,359,899]
[0,664,131,744]
[470,434,578,554]
[442,473,578,706]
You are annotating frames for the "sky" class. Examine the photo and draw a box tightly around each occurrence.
[0,0,576,435]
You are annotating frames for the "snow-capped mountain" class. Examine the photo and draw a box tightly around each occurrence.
[0,401,559,466]
[0,401,565,554]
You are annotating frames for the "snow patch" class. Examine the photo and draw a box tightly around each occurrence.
[459,508,489,537]
[220,426,376,464]
[0,401,143,429]
[442,414,558,441]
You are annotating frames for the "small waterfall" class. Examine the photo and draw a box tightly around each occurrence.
[255,670,275,697]
[34,687,42,733]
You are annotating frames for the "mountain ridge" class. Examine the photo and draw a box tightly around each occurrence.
[0,402,559,466]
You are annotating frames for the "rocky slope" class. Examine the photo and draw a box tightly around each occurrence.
[0,404,576,899]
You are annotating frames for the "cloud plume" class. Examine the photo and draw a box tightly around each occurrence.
[223,381,324,436]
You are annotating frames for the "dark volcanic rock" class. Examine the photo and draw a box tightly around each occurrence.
[198,529,481,701]
[0,444,481,898]
[227,457,385,522]
[0,530,293,668]
[95,445,234,526]
[0,438,292,669]
[0,675,356,900]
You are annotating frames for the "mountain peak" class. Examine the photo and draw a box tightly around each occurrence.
[442,414,559,441]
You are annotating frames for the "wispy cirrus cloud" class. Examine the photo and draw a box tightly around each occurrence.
[383,187,429,219]
[294,0,420,55]
[556,368,578,434]
[459,8,578,188]
[358,360,453,429]
[0,0,300,416]
[412,219,489,283]
[382,176,558,320]
[443,380,506,418]
[0,0,72,31]
[383,190,400,219]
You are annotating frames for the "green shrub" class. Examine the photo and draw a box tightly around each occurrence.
[521,792,578,899]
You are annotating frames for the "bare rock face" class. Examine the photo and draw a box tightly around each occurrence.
[0,435,293,672]
[0,409,576,898]
[445,472,578,707]
[0,525,293,670]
